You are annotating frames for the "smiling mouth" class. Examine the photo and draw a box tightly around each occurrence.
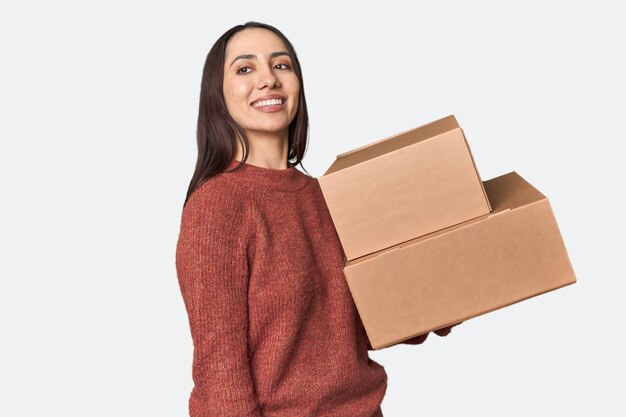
[251,98,286,108]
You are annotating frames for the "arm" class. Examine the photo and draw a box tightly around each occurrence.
[175,186,262,417]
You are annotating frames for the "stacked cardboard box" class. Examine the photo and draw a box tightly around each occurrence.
[318,115,576,350]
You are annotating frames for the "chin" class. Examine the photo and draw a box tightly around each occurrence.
[254,120,290,131]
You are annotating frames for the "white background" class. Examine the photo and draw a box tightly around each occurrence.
[1,1,624,416]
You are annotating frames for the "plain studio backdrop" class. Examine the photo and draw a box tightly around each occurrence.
[1,1,623,416]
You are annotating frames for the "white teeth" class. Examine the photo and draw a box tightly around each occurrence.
[253,98,283,107]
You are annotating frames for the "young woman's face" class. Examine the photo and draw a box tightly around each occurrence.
[223,28,300,137]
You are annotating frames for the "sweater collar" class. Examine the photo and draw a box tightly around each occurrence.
[223,159,310,192]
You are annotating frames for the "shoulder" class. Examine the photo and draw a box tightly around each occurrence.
[307,176,326,199]
[187,173,246,210]
[180,175,248,233]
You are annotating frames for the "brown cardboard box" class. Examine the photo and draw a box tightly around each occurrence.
[344,171,577,350]
[318,115,491,261]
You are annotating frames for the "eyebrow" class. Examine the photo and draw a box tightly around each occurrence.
[228,51,291,68]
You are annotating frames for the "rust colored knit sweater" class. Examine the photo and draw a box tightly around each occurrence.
[175,159,389,417]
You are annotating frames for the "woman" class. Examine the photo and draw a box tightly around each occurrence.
[175,21,460,417]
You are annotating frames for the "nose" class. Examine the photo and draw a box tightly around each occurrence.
[256,64,280,89]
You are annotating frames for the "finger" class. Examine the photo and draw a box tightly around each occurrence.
[403,332,429,345]
[435,321,464,336]
[433,326,452,336]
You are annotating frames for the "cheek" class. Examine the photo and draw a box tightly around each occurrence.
[282,77,299,101]
[289,83,300,105]
[224,77,250,103]
[290,87,300,111]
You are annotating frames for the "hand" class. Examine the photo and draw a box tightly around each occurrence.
[401,332,429,345]
[401,321,463,346]
[433,321,463,337]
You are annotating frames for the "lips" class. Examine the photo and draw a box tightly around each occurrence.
[251,94,287,106]
[251,99,286,113]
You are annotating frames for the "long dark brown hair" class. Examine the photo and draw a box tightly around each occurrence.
[183,21,311,208]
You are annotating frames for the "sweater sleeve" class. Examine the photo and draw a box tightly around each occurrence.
[175,184,262,417]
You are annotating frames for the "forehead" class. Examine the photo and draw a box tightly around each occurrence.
[225,28,287,60]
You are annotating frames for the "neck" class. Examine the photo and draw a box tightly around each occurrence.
[225,159,309,192]
[234,129,290,170]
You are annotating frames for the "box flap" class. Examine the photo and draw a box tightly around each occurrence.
[324,115,460,175]
[482,171,546,211]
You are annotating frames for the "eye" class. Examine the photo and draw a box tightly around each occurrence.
[236,63,291,75]
[236,66,252,75]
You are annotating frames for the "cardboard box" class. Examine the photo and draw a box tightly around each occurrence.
[318,115,491,261]
[344,171,577,349]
